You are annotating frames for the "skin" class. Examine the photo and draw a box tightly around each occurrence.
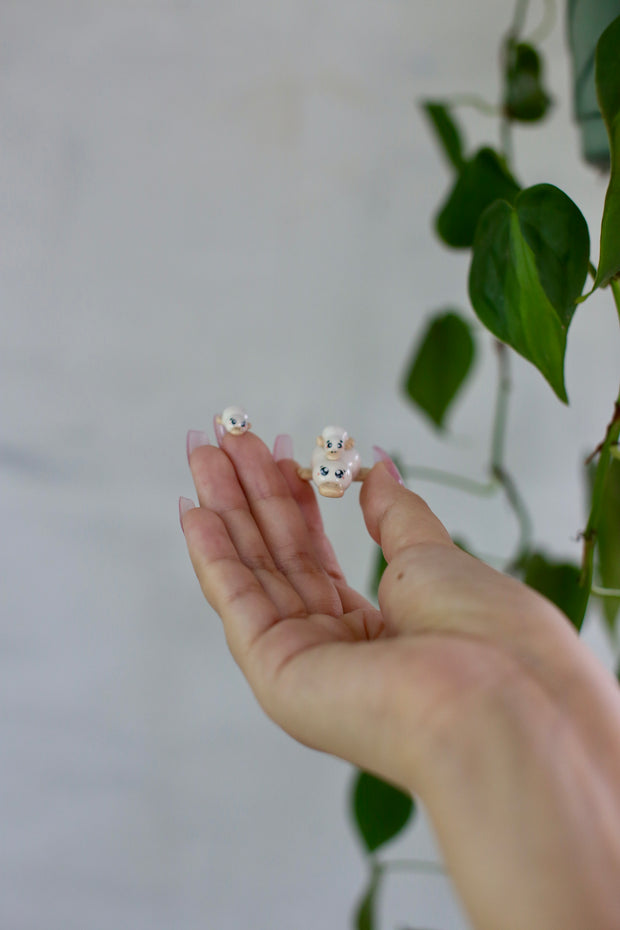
[182,429,620,930]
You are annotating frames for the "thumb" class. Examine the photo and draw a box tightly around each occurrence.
[360,459,453,562]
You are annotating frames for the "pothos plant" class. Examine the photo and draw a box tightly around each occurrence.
[347,5,620,929]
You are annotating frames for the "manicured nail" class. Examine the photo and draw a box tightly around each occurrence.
[372,446,404,485]
[273,434,293,461]
[179,496,196,531]
[186,429,209,462]
[213,415,226,446]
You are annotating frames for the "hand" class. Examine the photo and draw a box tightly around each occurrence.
[182,427,620,930]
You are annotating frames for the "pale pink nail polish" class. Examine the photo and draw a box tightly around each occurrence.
[179,496,196,531]
[186,429,209,462]
[273,434,293,461]
[213,415,226,446]
[372,446,404,485]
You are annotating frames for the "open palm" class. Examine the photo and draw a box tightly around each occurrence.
[182,427,620,930]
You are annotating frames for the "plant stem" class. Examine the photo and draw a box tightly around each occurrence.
[402,464,496,497]
[448,93,501,116]
[612,278,620,327]
[490,341,510,468]
[525,0,556,45]
[591,586,620,599]
[377,858,446,877]
[489,341,533,568]
[509,0,530,37]
[580,396,620,593]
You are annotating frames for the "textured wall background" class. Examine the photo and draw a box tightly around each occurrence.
[1,2,618,928]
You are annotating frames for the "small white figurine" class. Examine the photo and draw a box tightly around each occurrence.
[216,405,252,436]
[298,425,369,498]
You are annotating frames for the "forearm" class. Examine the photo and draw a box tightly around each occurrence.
[417,659,620,930]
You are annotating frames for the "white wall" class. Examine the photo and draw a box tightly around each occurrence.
[2,2,617,928]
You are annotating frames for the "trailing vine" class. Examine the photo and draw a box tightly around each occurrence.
[348,4,620,928]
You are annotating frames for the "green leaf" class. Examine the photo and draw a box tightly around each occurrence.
[435,147,520,249]
[370,546,388,601]
[594,14,620,288]
[421,101,465,171]
[351,770,415,854]
[402,311,476,429]
[521,551,587,632]
[354,869,380,930]
[468,184,590,402]
[503,40,552,122]
[594,457,620,632]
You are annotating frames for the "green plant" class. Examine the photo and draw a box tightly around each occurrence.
[349,3,620,927]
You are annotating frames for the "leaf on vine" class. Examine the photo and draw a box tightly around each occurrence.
[370,546,388,601]
[594,14,620,288]
[468,183,590,402]
[503,40,552,122]
[402,311,476,429]
[420,101,465,171]
[435,147,520,249]
[354,870,380,930]
[351,770,415,854]
[593,457,620,632]
[521,551,587,632]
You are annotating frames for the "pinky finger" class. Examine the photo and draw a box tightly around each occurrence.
[180,502,281,666]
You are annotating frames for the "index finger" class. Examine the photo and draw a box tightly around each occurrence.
[212,427,344,618]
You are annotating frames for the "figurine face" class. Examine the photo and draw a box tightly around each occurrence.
[312,459,353,498]
[319,426,350,460]
[220,405,251,436]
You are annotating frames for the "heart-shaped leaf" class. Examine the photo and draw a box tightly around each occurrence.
[594,14,620,288]
[436,147,520,249]
[402,311,476,429]
[351,770,415,854]
[421,101,465,171]
[521,551,587,632]
[468,184,590,401]
[503,40,552,122]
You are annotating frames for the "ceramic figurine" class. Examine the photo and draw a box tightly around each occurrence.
[298,425,369,498]
[216,405,252,436]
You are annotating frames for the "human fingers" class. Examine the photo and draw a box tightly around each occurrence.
[273,436,346,584]
[189,443,309,621]
[181,502,286,666]
[212,425,343,617]
[360,461,454,556]
[360,463,586,688]
[274,437,386,625]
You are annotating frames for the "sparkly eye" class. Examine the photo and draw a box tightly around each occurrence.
[241,420,246,427]
[326,441,332,449]
[337,441,343,449]
[319,466,329,476]
[230,418,237,425]
[335,469,345,479]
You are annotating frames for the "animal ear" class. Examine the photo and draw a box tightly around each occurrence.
[216,415,223,425]
[345,437,355,449]
[247,421,252,430]
[316,435,325,447]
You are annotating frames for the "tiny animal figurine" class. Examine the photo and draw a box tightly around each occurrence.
[216,405,252,436]
[298,425,369,498]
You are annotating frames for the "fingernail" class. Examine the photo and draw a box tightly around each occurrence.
[372,446,404,485]
[213,415,226,446]
[179,496,196,531]
[273,434,293,461]
[186,429,209,462]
